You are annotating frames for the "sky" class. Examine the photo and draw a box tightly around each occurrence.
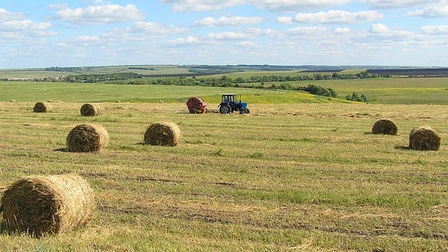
[1,0,448,69]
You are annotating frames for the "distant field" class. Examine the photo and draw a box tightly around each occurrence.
[1,81,335,104]
[0,69,73,79]
[0,65,193,79]
[310,77,448,104]
[2,75,448,104]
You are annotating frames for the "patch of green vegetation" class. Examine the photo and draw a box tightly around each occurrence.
[0,81,351,104]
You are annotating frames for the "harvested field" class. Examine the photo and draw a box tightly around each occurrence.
[0,102,446,251]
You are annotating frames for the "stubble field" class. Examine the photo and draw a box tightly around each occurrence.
[0,99,447,251]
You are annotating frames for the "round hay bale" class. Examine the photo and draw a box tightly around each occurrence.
[186,97,207,114]
[372,119,398,135]
[66,124,109,152]
[144,122,181,146]
[1,173,95,237]
[409,126,441,151]
[33,102,53,113]
[80,103,100,117]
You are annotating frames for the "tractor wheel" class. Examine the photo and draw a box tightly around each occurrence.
[219,105,231,114]
[240,108,249,114]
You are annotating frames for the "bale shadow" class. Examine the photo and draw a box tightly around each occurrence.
[365,132,400,136]
[395,145,410,150]
[54,147,69,152]
[0,221,10,235]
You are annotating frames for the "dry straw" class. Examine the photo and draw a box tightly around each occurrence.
[33,102,53,113]
[66,123,109,152]
[409,126,441,151]
[144,122,181,146]
[1,173,95,237]
[80,103,100,117]
[372,119,398,135]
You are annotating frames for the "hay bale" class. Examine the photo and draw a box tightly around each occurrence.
[80,103,100,117]
[66,124,109,152]
[1,173,95,237]
[186,97,207,114]
[144,122,181,146]
[372,119,398,135]
[33,102,53,113]
[409,126,441,151]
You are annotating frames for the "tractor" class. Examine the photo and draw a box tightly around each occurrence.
[218,93,250,114]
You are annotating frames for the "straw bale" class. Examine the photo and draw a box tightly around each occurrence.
[1,173,95,237]
[80,103,100,117]
[409,126,441,151]
[33,102,53,113]
[144,122,181,146]
[66,124,109,152]
[372,119,398,135]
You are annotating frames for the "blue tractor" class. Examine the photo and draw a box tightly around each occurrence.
[219,93,250,114]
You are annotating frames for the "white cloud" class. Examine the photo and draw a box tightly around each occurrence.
[367,23,419,42]
[161,0,353,12]
[363,0,429,9]
[236,41,260,48]
[132,21,188,36]
[0,20,54,37]
[334,27,351,33]
[370,23,389,33]
[188,28,275,43]
[277,16,293,24]
[72,36,101,47]
[170,36,201,45]
[193,16,264,27]
[286,26,328,35]
[53,4,145,24]
[422,25,448,34]
[77,36,100,42]
[294,10,383,24]
[408,4,448,17]
[48,3,69,11]
[160,0,246,12]
[207,31,250,40]
[0,8,56,40]
[252,0,353,12]
[0,8,24,21]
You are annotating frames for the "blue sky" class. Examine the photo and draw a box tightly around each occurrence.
[1,0,448,68]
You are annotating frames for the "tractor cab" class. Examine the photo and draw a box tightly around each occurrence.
[222,93,235,104]
[219,93,249,114]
